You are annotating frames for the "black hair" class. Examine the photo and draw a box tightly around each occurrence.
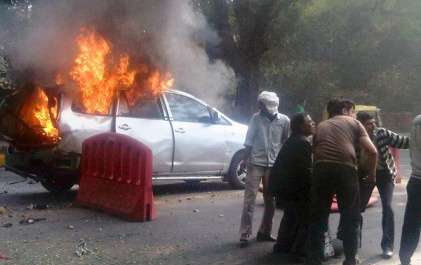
[291,112,309,134]
[356,112,374,123]
[326,98,355,118]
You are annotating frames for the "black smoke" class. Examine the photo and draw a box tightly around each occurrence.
[0,0,235,106]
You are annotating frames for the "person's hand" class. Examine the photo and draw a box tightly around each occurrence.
[239,160,247,174]
[364,173,376,186]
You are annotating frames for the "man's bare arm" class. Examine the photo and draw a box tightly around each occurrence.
[359,135,378,182]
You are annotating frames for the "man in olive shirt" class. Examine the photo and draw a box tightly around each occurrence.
[305,99,377,265]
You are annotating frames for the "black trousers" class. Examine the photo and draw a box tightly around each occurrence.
[305,163,360,265]
[399,177,421,265]
[274,198,309,257]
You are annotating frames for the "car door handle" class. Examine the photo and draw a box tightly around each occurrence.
[174,128,186,134]
[118,124,131,130]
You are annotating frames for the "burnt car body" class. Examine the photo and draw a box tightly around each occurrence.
[0,85,247,193]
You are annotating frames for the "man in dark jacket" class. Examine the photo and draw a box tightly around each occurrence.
[269,112,315,262]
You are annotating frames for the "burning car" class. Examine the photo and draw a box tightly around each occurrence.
[0,27,247,193]
[0,84,247,193]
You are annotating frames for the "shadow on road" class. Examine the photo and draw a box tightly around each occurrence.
[151,179,232,196]
[1,177,234,210]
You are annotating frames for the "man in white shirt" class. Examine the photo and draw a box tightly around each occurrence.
[239,91,290,244]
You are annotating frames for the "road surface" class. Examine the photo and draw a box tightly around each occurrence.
[0,150,419,265]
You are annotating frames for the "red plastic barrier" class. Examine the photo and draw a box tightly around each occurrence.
[330,194,378,213]
[76,132,156,221]
[390,147,401,183]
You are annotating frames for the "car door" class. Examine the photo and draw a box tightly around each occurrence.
[114,92,174,174]
[163,91,226,173]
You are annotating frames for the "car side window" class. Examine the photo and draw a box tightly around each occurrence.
[117,93,162,119]
[165,93,212,123]
[131,99,162,119]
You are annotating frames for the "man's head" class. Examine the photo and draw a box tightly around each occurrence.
[258,91,279,115]
[327,98,355,118]
[357,112,376,136]
[291,112,315,137]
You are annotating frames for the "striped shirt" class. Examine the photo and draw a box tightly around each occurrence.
[373,127,410,182]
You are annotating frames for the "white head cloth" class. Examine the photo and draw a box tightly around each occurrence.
[258,91,279,115]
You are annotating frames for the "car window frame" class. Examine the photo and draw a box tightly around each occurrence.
[116,91,165,120]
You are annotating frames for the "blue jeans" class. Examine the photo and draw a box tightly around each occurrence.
[375,170,395,251]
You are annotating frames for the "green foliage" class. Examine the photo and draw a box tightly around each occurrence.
[260,0,421,118]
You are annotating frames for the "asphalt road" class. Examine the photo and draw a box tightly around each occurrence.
[0,150,420,265]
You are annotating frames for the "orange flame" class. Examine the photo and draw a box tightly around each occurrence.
[16,26,174,146]
[69,27,172,114]
[19,86,60,143]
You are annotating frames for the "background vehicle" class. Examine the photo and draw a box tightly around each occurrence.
[0,86,248,193]
[322,104,382,125]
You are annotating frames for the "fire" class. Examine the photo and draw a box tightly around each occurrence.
[125,68,174,106]
[69,27,135,114]
[16,26,173,146]
[18,86,60,144]
[69,27,173,114]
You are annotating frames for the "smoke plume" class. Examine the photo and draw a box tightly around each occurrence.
[0,0,235,107]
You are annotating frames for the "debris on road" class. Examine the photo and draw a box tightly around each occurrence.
[25,203,50,210]
[19,217,46,224]
[1,222,13,228]
[75,239,92,257]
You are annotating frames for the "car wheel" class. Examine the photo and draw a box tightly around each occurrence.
[41,176,75,194]
[227,150,246,189]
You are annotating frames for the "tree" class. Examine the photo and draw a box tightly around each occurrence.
[260,0,421,119]
[196,0,297,121]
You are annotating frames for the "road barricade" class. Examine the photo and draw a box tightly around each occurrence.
[76,132,156,221]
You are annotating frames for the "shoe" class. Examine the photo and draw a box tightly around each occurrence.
[382,249,393,259]
[256,231,276,242]
[240,233,249,244]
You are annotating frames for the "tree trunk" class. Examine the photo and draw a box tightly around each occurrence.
[205,0,294,122]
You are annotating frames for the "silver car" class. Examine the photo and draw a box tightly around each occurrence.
[2,87,247,193]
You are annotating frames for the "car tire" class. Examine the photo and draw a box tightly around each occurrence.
[41,176,75,194]
[227,150,246,189]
